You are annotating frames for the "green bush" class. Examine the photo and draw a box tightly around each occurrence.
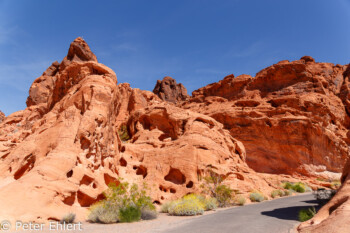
[282,182,308,193]
[234,195,246,206]
[119,205,141,223]
[293,183,305,193]
[60,213,75,223]
[168,198,204,216]
[283,182,293,190]
[118,125,130,141]
[250,192,265,202]
[298,207,316,222]
[88,181,156,223]
[200,170,233,207]
[271,190,283,198]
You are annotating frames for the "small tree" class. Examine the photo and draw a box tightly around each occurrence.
[201,169,233,207]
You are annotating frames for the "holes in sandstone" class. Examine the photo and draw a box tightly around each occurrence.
[14,154,36,180]
[80,175,94,186]
[63,192,76,206]
[235,173,245,181]
[159,185,168,192]
[170,188,176,194]
[66,170,73,178]
[104,173,120,186]
[121,146,126,153]
[135,165,148,178]
[186,181,194,188]
[158,133,170,141]
[77,190,105,207]
[164,168,186,185]
[161,196,164,200]
[119,157,127,167]
[153,200,161,205]
[80,136,91,150]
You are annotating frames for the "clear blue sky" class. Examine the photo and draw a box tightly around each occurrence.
[0,0,349,115]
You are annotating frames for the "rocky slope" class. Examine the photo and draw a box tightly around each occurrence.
[0,38,278,222]
[181,57,349,178]
[153,76,189,103]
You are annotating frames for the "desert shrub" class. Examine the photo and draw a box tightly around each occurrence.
[88,202,119,224]
[119,205,141,223]
[250,192,265,202]
[271,190,283,198]
[88,181,155,223]
[293,183,305,193]
[200,170,234,207]
[161,201,172,213]
[203,197,218,210]
[141,208,158,220]
[283,182,293,190]
[298,207,316,222]
[234,195,246,206]
[283,190,293,196]
[60,213,76,223]
[118,125,130,141]
[282,182,309,193]
[168,198,204,216]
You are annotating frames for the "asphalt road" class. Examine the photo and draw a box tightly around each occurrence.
[154,193,318,233]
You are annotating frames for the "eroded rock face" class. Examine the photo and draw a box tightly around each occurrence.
[153,76,189,103]
[183,58,349,178]
[298,157,350,233]
[0,38,277,223]
[0,111,4,122]
[0,38,120,222]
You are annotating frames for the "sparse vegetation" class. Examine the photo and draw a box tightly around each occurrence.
[161,201,172,213]
[282,182,311,193]
[118,125,130,141]
[168,195,205,216]
[141,208,158,220]
[60,213,76,223]
[161,194,218,216]
[298,207,316,222]
[234,195,246,206]
[119,205,141,223]
[88,181,156,224]
[201,169,234,207]
[249,192,265,202]
[271,189,284,198]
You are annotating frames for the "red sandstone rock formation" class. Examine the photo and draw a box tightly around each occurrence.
[298,157,350,233]
[182,58,350,178]
[0,38,276,223]
[298,64,350,233]
[0,110,4,122]
[153,76,189,103]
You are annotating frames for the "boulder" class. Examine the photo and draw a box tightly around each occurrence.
[153,76,189,103]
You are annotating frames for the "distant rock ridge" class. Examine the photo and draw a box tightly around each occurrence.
[153,76,189,103]
[0,110,4,122]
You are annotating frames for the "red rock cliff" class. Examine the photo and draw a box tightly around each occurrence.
[182,57,349,178]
